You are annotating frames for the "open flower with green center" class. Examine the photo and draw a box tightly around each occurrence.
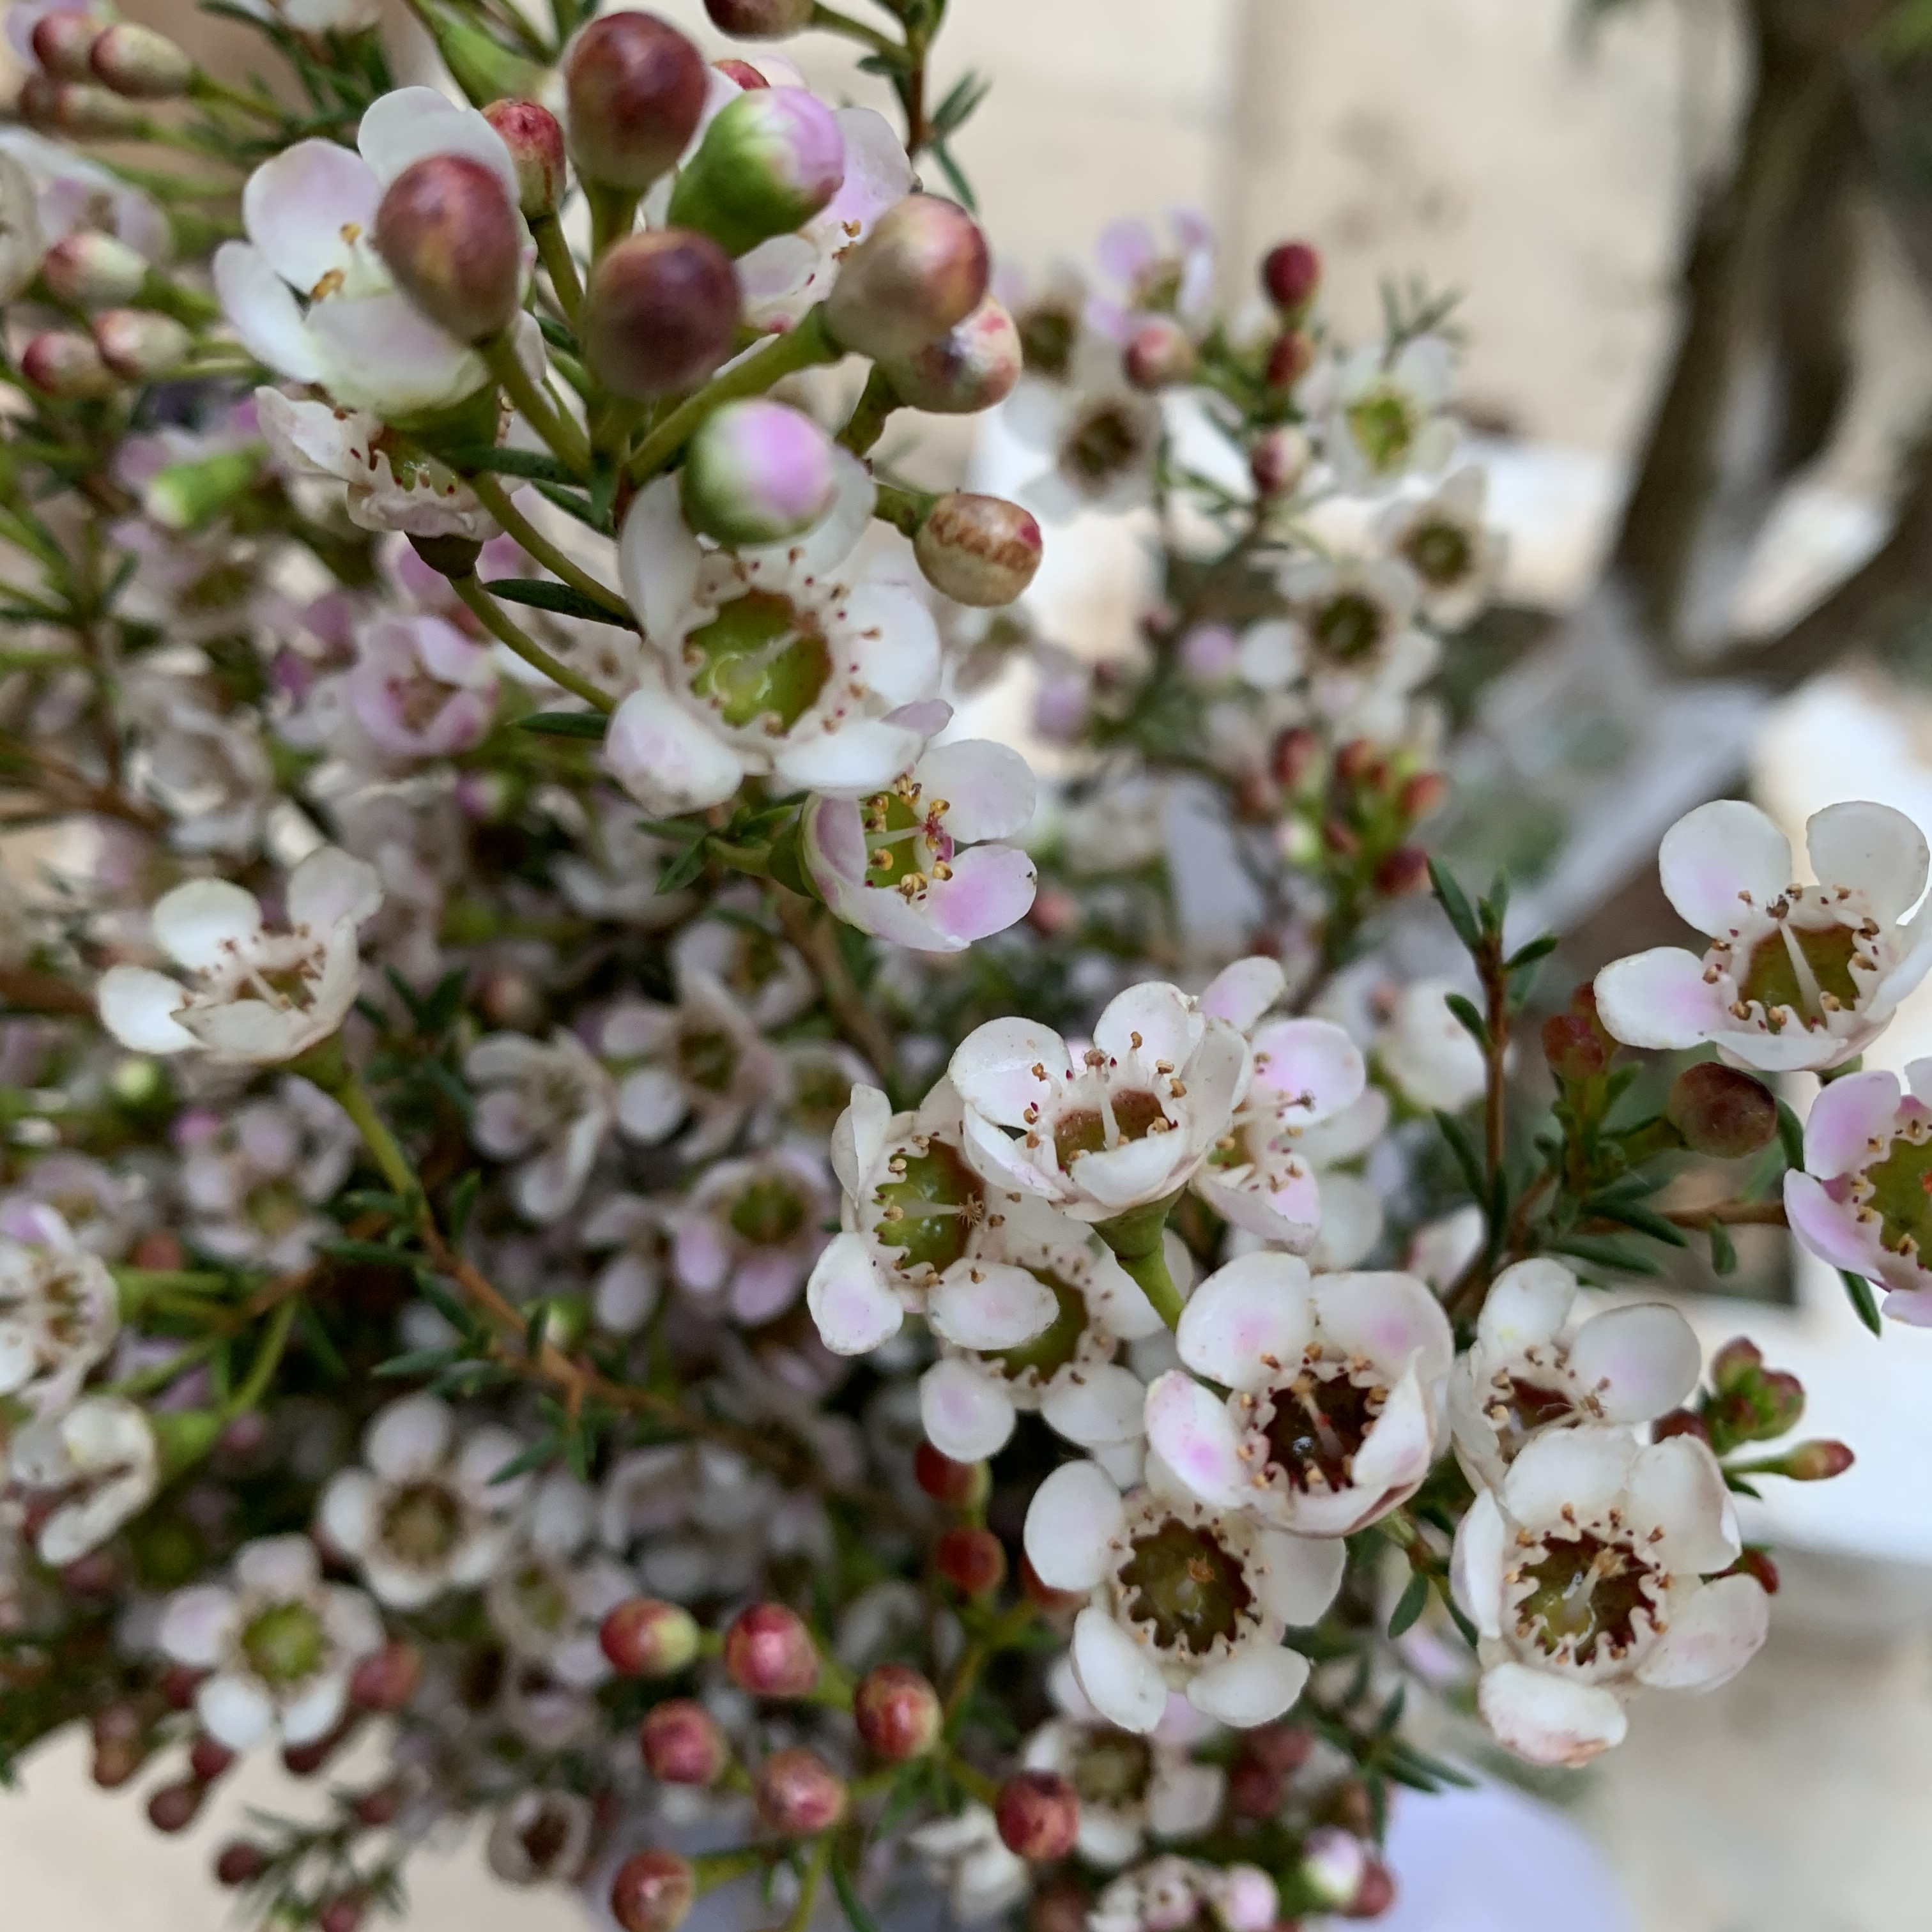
[606,452,946,815]
[10,1395,158,1565]
[1144,1253,1453,1538]
[1377,464,1505,628]
[465,1028,616,1224]
[1594,798,1932,1073]
[157,1534,383,1751]
[672,1147,833,1326]
[0,1204,118,1423]
[1448,1259,1701,1493]
[484,1472,634,1689]
[318,1392,528,1609]
[1005,332,1163,519]
[948,981,1252,1225]
[1784,1057,1932,1323]
[1450,1427,1767,1768]
[1022,1455,1343,1733]
[97,846,382,1066]
[1303,334,1457,493]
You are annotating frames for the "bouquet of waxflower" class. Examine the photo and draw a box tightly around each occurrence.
[0,0,1891,1926]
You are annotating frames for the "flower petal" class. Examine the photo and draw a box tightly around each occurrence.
[1248,1018,1365,1124]
[1072,1606,1168,1733]
[151,877,262,969]
[916,739,1037,843]
[1501,1426,1635,1532]
[159,1584,238,1667]
[365,1392,452,1481]
[1198,956,1287,1032]
[1252,1529,1346,1625]
[1478,1661,1627,1767]
[1023,1459,1124,1592]
[1804,799,1929,923]
[930,1262,1057,1350]
[949,1017,1073,1126]
[215,243,325,381]
[805,1232,903,1355]
[1186,1646,1310,1728]
[924,845,1038,947]
[1475,1256,1577,1355]
[1636,1572,1768,1690]
[604,684,744,815]
[1041,1363,1147,1446]
[1450,1488,1506,1639]
[1568,1303,1700,1424]
[1144,1370,1250,1509]
[1802,1068,1903,1179]
[288,845,382,931]
[1310,1270,1453,1380]
[1784,1170,1879,1277]
[197,1673,276,1751]
[1628,1435,1739,1574]
[1094,980,1200,1070]
[97,965,195,1055]
[1659,799,1791,935]
[919,1358,1015,1460]
[241,139,378,291]
[1593,947,1726,1050]
[1176,1251,1314,1392]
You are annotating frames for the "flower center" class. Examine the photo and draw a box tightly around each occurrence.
[990,1269,1089,1382]
[519,1806,572,1871]
[1515,1529,1657,1666]
[183,558,255,614]
[1261,1365,1386,1493]
[1483,1374,1578,1462]
[1054,1089,1170,1170]
[389,668,453,733]
[240,1598,326,1684]
[686,588,832,732]
[873,1138,983,1276]
[1312,592,1386,664]
[862,778,955,903]
[1117,1515,1255,1654]
[380,1480,465,1565]
[1345,385,1417,473]
[1073,1732,1154,1807]
[1064,402,1145,484]
[728,1175,809,1246]
[1018,305,1075,379]
[1735,912,1864,1027]
[1404,519,1471,587]
[1857,1121,1932,1257]
[676,1025,739,1094]
[503,1558,572,1634]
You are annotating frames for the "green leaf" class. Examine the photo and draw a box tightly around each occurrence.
[829,1853,884,1932]
[524,1303,549,1361]
[1443,992,1491,1051]
[1776,1100,1805,1171]
[485,578,632,627]
[1427,860,1481,953]
[1482,869,1510,937]
[1434,1109,1485,1200]
[1505,932,1559,973]
[486,1433,559,1484]
[930,68,992,136]
[1708,1222,1738,1276]
[1584,1196,1689,1248]
[517,710,608,739]
[318,1238,417,1268]
[657,836,711,896]
[1551,1234,1661,1277]
[447,1169,481,1245]
[535,313,580,356]
[1839,1268,1883,1337]
[533,481,610,533]
[295,1302,346,1380]
[440,445,573,484]
[413,1271,484,1339]
[373,1345,463,1379]
[1386,1569,1430,1639]
[930,137,978,212]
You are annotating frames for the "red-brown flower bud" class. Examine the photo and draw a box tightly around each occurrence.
[640,1698,730,1784]
[581,229,739,397]
[914,1442,989,1508]
[1733,1547,1780,1594]
[349,1640,422,1711]
[602,1597,702,1678]
[1246,1721,1315,1775]
[704,0,814,35]
[89,22,192,98]
[1029,1878,1092,1932]
[283,1721,354,1777]
[1227,1754,1284,1820]
[1782,1439,1855,1481]
[215,1841,268,1887]
[1333,738,1379,786]
[915,492,1042,608]
[853,1663,942,1762]
[1341,1857,1397,1919]
[1666,1062,1777,1160]
[1540,1013,1606,1084]
[1710,1337,1763,1392]
[995,1770,1080,1861]
[1373,846,1430,897]
[936,1524,1008,1598]
[1021,1553,1087,1614]
[723,1601,820,1696]
[376,153,521,344]
[1261,240,1322,314]
[610,1851,696,1932]
[825,194,990,359]
[881,296,1022,413]
[1266,328,1314,391]
[1399,770,1449,822]
[1124,314,1197,390]
[22,329,114,398]
[564,13,707,192]
[352,1780,407,1828]
[753,1746,848,1835]
[484,100,568,218]
[1271,724,1321,792]
[188,1733,236,1782]
[1250,422,1310,497]
[1651,1406,1711,1445]
[317,1894,366,1932]
[31,11,100,79]
[147,1777,209,1834]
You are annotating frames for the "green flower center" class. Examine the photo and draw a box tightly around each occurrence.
[380,1480,465,1565]
[728,1176,809,1246]
[1736,919,1862,1025]
[504,1558,571,1634]
[1073,1732,1154,1806]
[1345,386,1418,474]
[677,1025,739,1094]
[990,1269,1089,1381]
[1517,1529,1655,1666]
[1860,1128,1932,1257]
[686,588,831,732]
[1019,307,1075,380]
[1262,1368,1386,1492]
[1118,1516,1255,1654]
[1406,520,1471,587]
[1065,403,1143,484]
[1312,592,1385,664]
[873,1140,983,1277]
[240,1599,326,1685]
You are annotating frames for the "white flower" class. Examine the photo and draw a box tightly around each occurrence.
[1595,799,1932,1074]
[1448,1259,1700,1492]
[157,1534,383,1751]
[1023,1455,1344,1733]
[465,1029,616,1224]
[802,739,1038,953]
[1377,466,1505,628]
[484,1473,634,1687]
[1092,211,1216,337]
[948,981,1251,1225]
[486,1790,593,1887]
[609,455,946,811]
[121,659,275,855]
[329,610,499,763]
[580,1192,673,1335]
[241,0,381,36]
[907,1804,1031,1925]
[1303,334,1457,493]
[97,846,383,1066]
[1090,1856,1278,1932]
[673,1147,834,1325]
[0,1208,118,1422]
[673,909,815,1029]
[1145,1253,1453,1538]
[317,1392,528,1609]
[10,1395,158,1565]
[1451,1427,1768,1767]
[1005,332,1162,518]
[0,147,45,302]
[214,89,521,418]
[1377,976,1488,1113]
[0,1158,148,1261]
[553,794,691,928]
[599,1441,785,1602]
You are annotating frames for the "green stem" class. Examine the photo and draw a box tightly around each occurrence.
[809,2,896,54]
[111,1265,236,1315]
[482,331,590,475]
[185,71,284,125]
[529,212,584,324]
[942,1749,999,1807]
[448,571,616,712]
[692,1846,771,1894]
[588,181,640,260]
[326,1066,422,1204]
[838,367,900,455]
[466,472,631,617]
[781,1836,831,1932]
[1098,1207,1187,1330]
[873,480,935,539]
[625,307,841,482]
[223,1296,299,1418]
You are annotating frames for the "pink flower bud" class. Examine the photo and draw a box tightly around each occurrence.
[89,22,192,98]
[1666,1062,1777,1159]
[1399,770,1448,822]
[935,1524,1006,1597]
[43,231,149,307]
[640,1698,731,1783]
[483,100,568,218]
[581,229,740,397]
[1710,1337,1763,1392]
[878,296,1022,413]
[375,154,522,344]
[147,1777,208,1834]
[1733,1547,1780,1594]
[1265,328,1313,391]
[853,1664,942,1762]
[753,1746,848,1835]
[1540,1013,1606,1083]
[1341,1857,1397,1919]
[825,194,990,360]
[188,1733,235,1782]
[317,1895,365,1932]
[215,1842,268,1887]
[564,13,707,192]
[1261,239,1322,313]
[22,330,114,399]
[680,398,837,546]
[1373,846,1430,898]
[1271,725,1321,791]
[1782,1439,1854,1481]
[668,84,845,257]
[31,12,101,79]
[1030,1879,1091,1932]
[704,0,814,35]
[93,309,190,380]
[914,1442,988,1507]
[994,1770,1080,1861]
[1124,314,1196,390]
[348,1641,422,1712]
[18,76,145,137]
[723,1601,820,1696]
[1250,424,1310,497]
[914,491,1043,608]
[601,1597,702,1677]
[610,1852,696,1932]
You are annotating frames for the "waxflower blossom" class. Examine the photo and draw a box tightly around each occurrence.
[331,610,499,764]
[673,1147,835,1326]
[1022,1454,1344,1733]
[1006,332,1163,518]
[485,1473,636,1687]
[1375,976,1489,1114]
[0,1206,119,1422]
[1451,1428,1768,1767]
[907,1805,1029,1925]
[10,1395,158,1563]
[1303,334,1457,491]
[157,1535,384,1751]
[464,1029,616,1224]
[948,980,1251,1225]
[1378,465,1505,628]
[1145,1252,1454,1537]
[1089,1855,1280,1932]
[97,845,383,1066]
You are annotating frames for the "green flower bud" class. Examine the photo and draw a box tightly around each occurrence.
[93,309,191,380]
[43,231,149,307]
[666,86,845,257]
[89,22,192,100]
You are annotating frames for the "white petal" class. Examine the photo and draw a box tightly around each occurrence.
[280,1671,349,1745]
[919,1358,1015,1460]
[1041,1363,1147,1446]
[1593,947,1726,1050]
[1146,1763,1225,1840]
[1094,980,1200,1071]
[949,1017,1072,1125]
[1628,1435,1740,1573]
[317,1468,376,1558]
[1450,1488,1507,1639]
[1143,1371,1250,1509]
[929,1263,1057,1350]
[618,477,701,644]
[1658,799,1791,935]
[242,139,378,289]
[1804,799,1929,923]
[1784,1170,1879,1276]
[1186,1646,1310,1727]
[1310,1270,1453,1380]
[830,1085,893,1200]
[151,878,261,969]
[1636,1572,1768,1690]
[287,846,382,931]
[1198,956,1287,1032]
[805,1233,903,1355]
[1072,1606,1168,1733]
[1478,1661,1627,1767]
[97,965,195,1054]
[616,1066,685,1144]
[605,686,744,815]
[1076,1133,1193,1212]
[915,739,1037,843]
[197,1674,276,1751]
[234,1533,320,1596]
[1252,1529,1346,1625]
[1802,1068,1904,1179]
[160,1584,238,1667]
[1022,1459,1124,1592]
[923,845,1038,947]
[1176,1252,1314,1392]
[215,243,326,382]
[1501,1426,1635,1531]
[1476,1257,1577,1356]
[1248,1018,1365,1123]
[1569,1303,1700,1424]
[359,87,516,204]
[365,1392,452,1480]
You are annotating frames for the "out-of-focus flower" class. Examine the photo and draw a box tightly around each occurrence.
[1377,977,1488,1114]
[1089,1855,1278,1932]
[907,1803,1030,1924]
[465,1029,615,1223]
[0,1206,118,1422]
[1378,466,1505,628]
[485,1473,634,1687]
[1303,335,1457,493]
[11,1395,158,1563]
[1006,334,1162,518]
[672,1147,833,1324]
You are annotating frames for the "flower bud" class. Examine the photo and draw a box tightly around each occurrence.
[1781,1438,1854,1481]
[1265,328,1313,391]
[854,1663,942,1761]
[188,1733,236,1782]
[914,1442,988,1508]
[705,0,814,34]
[375,154,521,344]
[147,1777,209,1834]
[1373,846,1430,897]
[914,491,1043,607]
[602,1597,702,1677]
[1341,1858,1396,1919]
[723,1600,819,1696]
[1665,1061,1777,1159]
[352,1781,406,1828]
[1029,1879,1092,1932]
[680,399,838,546]
[1300,1825,1368,1908]
[93,309,190,380]
[1124,314,1196,390]
[1227,1754,1283,1820]
[581,229,740,398]
[640,1698,730,1783]
[31,12,101,79]
[1249,422,1310,497]
[483,100,568,218]
[878,296,1022,413]
[215,1841,268,1887]
[1540,1013,1606,1084]
[1399,770,1448,822]
[1020,1552,1087,1614]
[935,1524,1006,1597]
[22,330,114,399]
[825,194,990,359]
[611,1853,696,1932]
[284,1722,354,1777]
[19,76,146,137]
[1271,724,1320,792]
[1261,239,1321,314]
[90,1703,149,1787]
[1710,1337,1763,1392]
[89,22,192,98]
[753,1746,848,1835]
[1733,1547,1780,1594]
[43,231,150,307]
[564,12,707,192]
[1652,1406,1710,1445]
[348,1639,422,1711]
[668,86,845,257]
[317,1896,365,1932]
[995,1770,1080,1861]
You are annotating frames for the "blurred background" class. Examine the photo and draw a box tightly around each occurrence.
[12,0,1932,1926]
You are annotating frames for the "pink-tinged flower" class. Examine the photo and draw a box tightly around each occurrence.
[97,846,383,1066]
[1594,799,1932,1073]
[0,1154,148,1260]
[673,1147,834,1325]
[1376,976,1488,1113]
[907,1804,1029,1926]
[215,88,522,418]
[948,981,1251,1225]
[157,1535,383,1751]
[579,1192,673,1336]
[464,1029,616,1224]
[10,1395,158,1563]
[1783,1058,1932,1322]
[0,1206,118,1422]
[1090,1856,1279,1932]
[1091,210,1216,339]
[337,611,498,762]
[317,1392,528,1609]
[1450,1427,1767,1768]
[1022,1457,1343,1733]
[1447,1259,1701,1492]
[802,739,1038,953]
[485,1473,635,1688]
[1377,465,1505,629]
[1145,1253,1453,1537]
[608,454,946,811]
[1005,333,1162,518]
[1302,334,1457,493]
